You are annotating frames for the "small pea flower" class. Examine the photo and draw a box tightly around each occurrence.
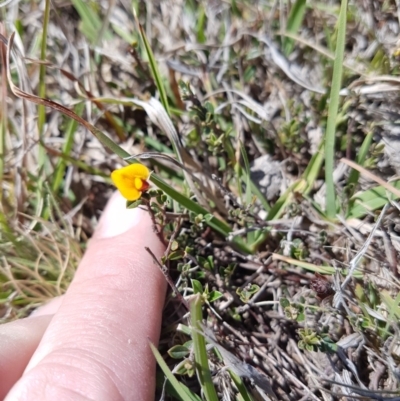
[111,163,150,201]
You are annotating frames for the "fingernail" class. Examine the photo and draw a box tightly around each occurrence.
[29,296,64,317]
[94,192,145,239]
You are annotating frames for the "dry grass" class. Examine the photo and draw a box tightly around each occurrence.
[1,0,400,400]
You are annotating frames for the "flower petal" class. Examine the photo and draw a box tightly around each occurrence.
[120,163,150,180]
[116,184,141,201]
[134,177,144,190]
[111,164,150,201]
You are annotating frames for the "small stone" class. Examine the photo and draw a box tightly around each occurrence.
[250,154,283,201]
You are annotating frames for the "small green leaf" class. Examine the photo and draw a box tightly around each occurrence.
[321,336,338,353]
[280,297,291,308]
[208,291,223,303]
[168,345,191,359]
[126,199,143,209]
[191,279,203,295]
[168,250,185,261]
[296,311,305,323]
[149,342,199,401]
[237,284,260,303]
[204,214,214,223]
[203,256,214,270]
[175,359,196,377]
[290,238,308,260]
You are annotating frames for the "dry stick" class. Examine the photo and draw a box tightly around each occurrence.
[341,158,400,198]
[163,216,182,257]
[198,325,278,400]
[145,247,189,311]
[140,201,166,247]
[341,203,388,292]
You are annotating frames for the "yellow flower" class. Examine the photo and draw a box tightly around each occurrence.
[111,163,150,201]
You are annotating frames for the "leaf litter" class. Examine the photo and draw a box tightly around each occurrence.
[1,0,400,400]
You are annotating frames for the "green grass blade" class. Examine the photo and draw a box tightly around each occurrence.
[239,143,257,243]
[37,0,50,139]
[229,370,255,401]
[240,140,324,252]
[347,130,373,190]
[303,142,325,194]
[70,0,111,44]
[249,146,325,251]
[283,0,307,55]
[133,9,170,116]
[247,180,305,252]
[346,130,374,214]
[325,0,348,218]
[249,179,270,212]
[111,23,136,44]
[36,0,51,221]
[149,342,199,401]
[0,91,5,196]
[44,146,106,177]
[0,211,17,244]
[52,102,85,193]
[196,5,207,44]
[272,253,363,277]
[262,142,324,226]
[381,290,400,320]
[240,142,252,206]
[189,294,219,401]
[346,181,400,219]
[0,26,8,193]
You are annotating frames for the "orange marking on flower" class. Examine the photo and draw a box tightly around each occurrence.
[110,163,150,201]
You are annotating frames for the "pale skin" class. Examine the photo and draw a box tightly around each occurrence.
[0,193,167,401]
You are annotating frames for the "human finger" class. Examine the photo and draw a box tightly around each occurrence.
[6,192,166,401]
[0,315,53,399]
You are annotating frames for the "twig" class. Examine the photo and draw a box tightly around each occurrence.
[145,246,189,310]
